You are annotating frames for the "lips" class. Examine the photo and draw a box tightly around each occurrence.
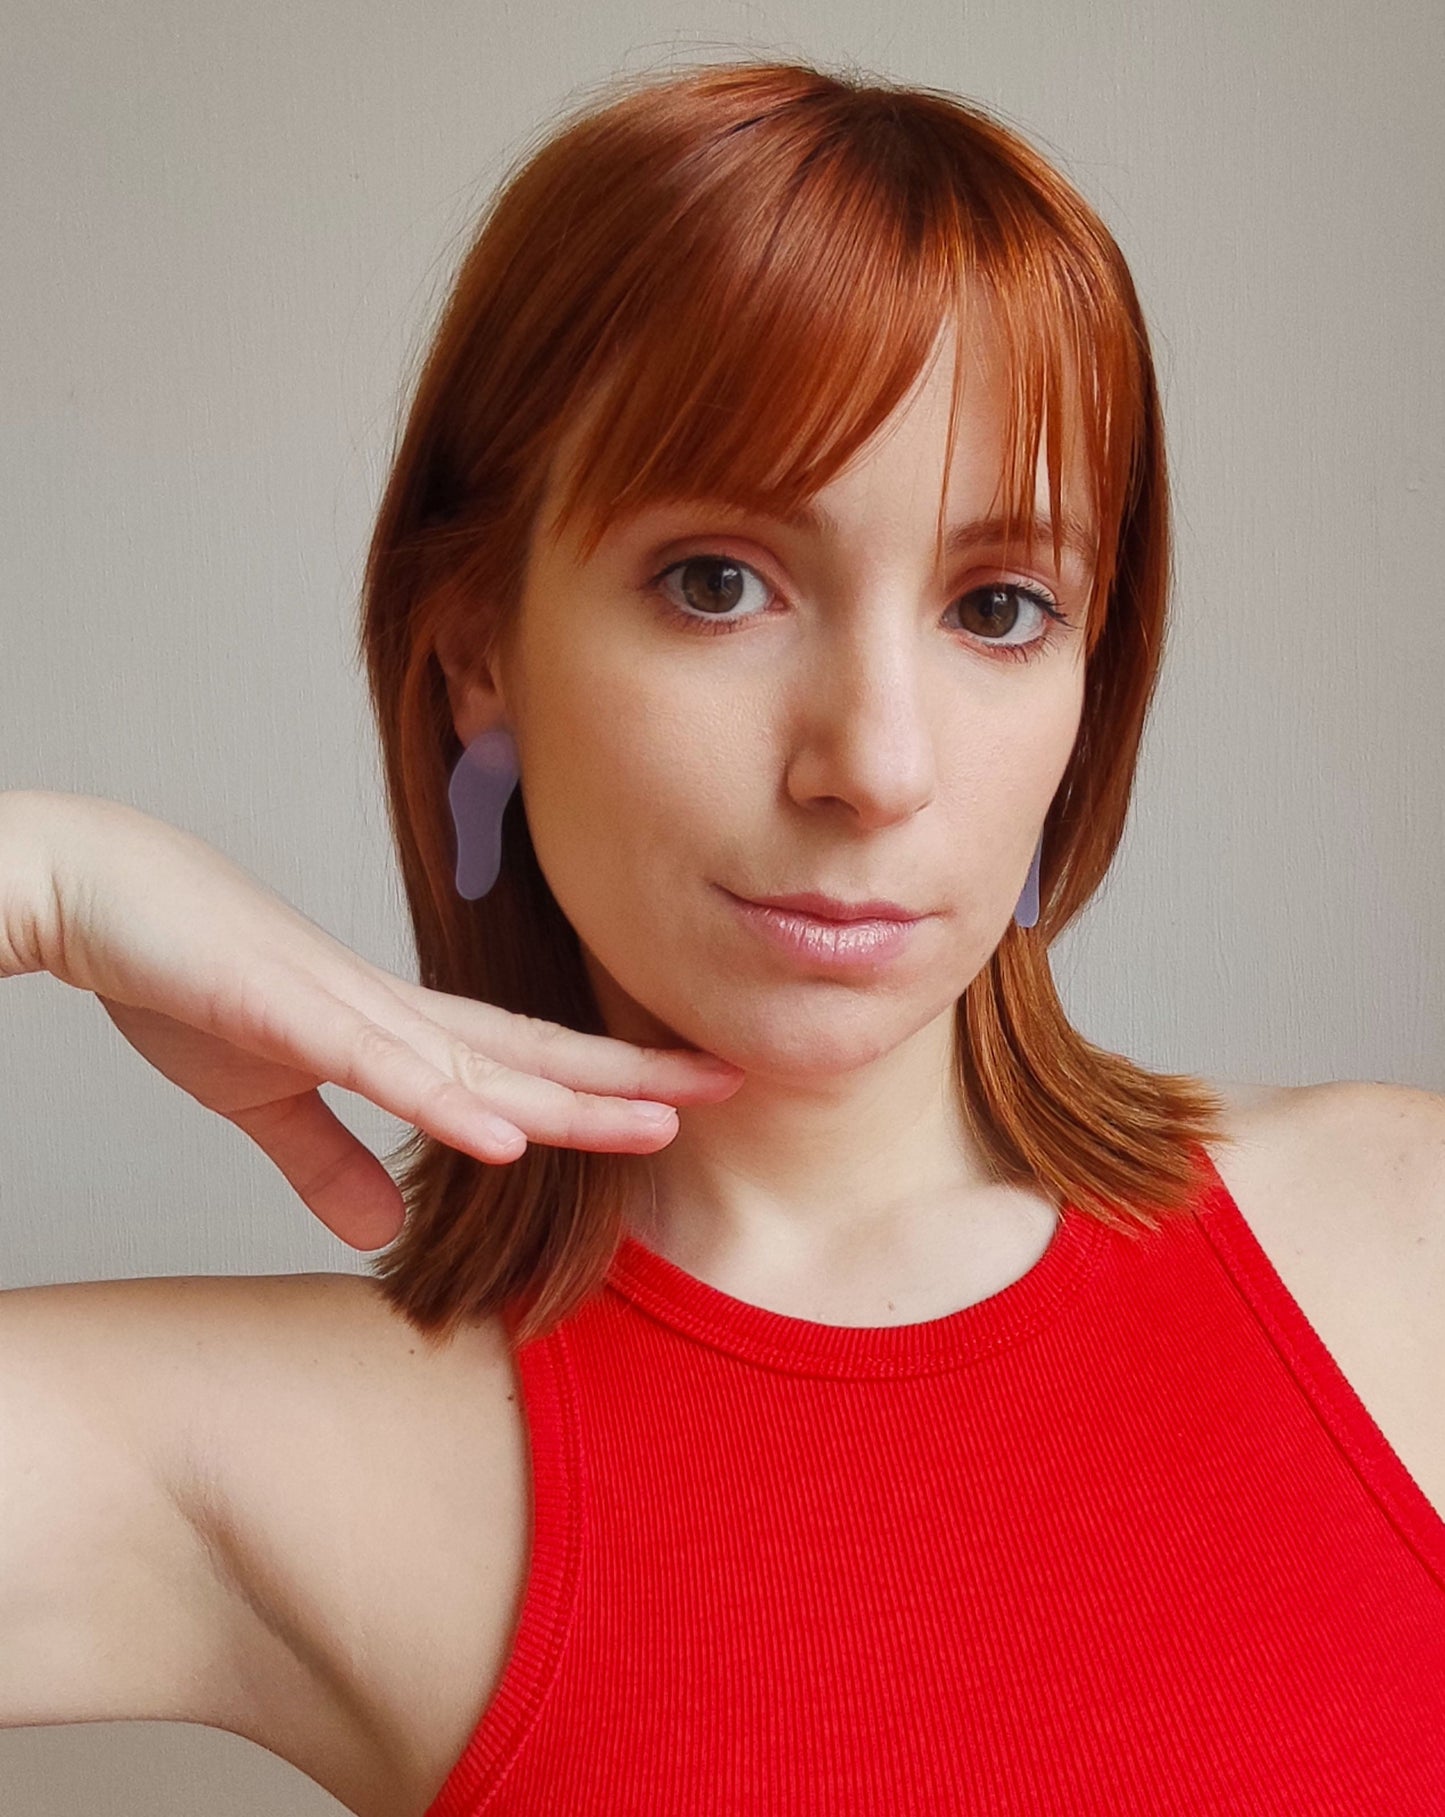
[723,891,922,969]
[736,891,923,923]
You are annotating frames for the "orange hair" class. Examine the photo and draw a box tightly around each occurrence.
[358,59,1228,1344]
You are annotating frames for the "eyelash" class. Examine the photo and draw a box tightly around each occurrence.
[646,553,1071,665]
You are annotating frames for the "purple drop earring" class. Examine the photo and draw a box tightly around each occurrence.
[447,726,1044,927]
[448,727,520,900]
[1014,831,1043,930]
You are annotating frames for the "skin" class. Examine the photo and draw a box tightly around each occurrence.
[439,319,1099,1322]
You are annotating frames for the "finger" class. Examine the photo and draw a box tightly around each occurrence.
[308,992,684,1154]
[227,1090,416,1251]
[356,967,745,1102]
[275,959,711,1136]
[217,961,681,1156]
[341,996,689,1147]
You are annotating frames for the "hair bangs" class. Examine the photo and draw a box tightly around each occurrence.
[533,118,1140,659]
[544,136,963,565]
[944,233,1142,654]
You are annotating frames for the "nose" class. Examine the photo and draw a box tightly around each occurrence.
[786,620,938,829]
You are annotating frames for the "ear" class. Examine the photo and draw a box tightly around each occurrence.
[433,611,511,751]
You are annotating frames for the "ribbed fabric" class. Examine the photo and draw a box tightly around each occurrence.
[424,1143,1445,1814]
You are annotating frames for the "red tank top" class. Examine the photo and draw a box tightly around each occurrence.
[424,1143,1445,1814]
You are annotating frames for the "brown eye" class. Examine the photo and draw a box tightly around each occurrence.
[953,583,1062,655]
[959,585,1025,638]
[657,556,769,623]
[675,558,746,614]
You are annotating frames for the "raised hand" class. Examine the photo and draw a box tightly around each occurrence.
[14,792,744,1249]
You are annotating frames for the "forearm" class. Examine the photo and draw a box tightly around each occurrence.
[0,790,70,980]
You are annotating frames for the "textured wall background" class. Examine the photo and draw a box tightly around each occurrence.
[2,0,1441,1808]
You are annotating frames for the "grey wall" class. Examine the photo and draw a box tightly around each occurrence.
[2,0,1441,1809]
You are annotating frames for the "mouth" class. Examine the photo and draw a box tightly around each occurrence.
[717,887,925,969]
[730,890,925,924]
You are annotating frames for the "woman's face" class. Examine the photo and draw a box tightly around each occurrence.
[451,328,1094,1080]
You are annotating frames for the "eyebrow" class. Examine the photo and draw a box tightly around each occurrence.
[622,494,1100,573]
[775,498,1098,566]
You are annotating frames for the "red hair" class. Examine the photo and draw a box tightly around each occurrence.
[358,60,1227,1344]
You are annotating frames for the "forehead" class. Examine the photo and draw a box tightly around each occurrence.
[537,302,1100,569]
[756,491,1098,567]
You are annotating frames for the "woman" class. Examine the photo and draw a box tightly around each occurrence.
[4,58,1443,1817]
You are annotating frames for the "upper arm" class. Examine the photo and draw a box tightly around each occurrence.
[0,1265,522,1815]
[0,1269,401,1745]
[0,1273,268,1732]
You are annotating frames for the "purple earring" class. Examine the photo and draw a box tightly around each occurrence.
[1014,831,1043,930]
[448,727,520,900]
[448,726,1044,926]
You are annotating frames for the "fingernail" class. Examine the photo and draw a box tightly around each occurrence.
[481,1116,526,1147]
[635,1102,677,1124]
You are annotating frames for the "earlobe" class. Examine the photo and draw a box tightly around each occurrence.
[433,620,509,750]
[444,678,505,753]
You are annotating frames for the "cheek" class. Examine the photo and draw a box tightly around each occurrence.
[938,682,1083,882]
[518,657,716,909]
[948,678,1081,808]
[548,636,738,820]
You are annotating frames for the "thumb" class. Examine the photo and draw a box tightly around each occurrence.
[226,1090,407,1252]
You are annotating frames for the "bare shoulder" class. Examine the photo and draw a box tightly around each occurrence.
[162,1270,528,1817]
[1204,1074,1445,1243]
[1201,1074,1445,1518]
